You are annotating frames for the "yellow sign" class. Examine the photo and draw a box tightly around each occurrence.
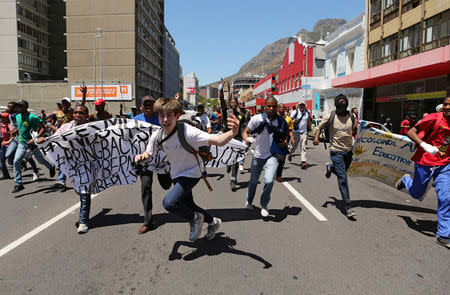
[406,91,446,101]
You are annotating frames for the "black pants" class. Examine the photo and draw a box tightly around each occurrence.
[276,155,286,177]
[140,171,172,225]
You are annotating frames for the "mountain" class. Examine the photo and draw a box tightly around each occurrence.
[205,18,347,88]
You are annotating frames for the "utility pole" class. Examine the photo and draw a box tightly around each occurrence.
[93,29,102,101]
[97,28,103,99]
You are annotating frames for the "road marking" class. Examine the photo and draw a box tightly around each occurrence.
[282,182,328,221]
[0,193,100,258]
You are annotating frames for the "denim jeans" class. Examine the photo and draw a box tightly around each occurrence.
[230,163,238,182]
[79,193,91,224]
[246,155,278,208]
[13,143,54,185]
[162,177,213,223]
[0,145,10,178]
[5,137,18,165]
[329,151,353,204]
[401,163,450,238]
[57,171,66,183]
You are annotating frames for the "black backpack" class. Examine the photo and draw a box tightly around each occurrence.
[323,111,356,143]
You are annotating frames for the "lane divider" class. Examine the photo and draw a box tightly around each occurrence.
[282,182,328,221]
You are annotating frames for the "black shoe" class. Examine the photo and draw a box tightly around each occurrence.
[12,184,24,193]
[226,166,231,173]
[288,154,292,162]
[395,174,409,190]
[325,162,333,179]
[49,166,56,178]
[53,182,66,190]
[230,180,237,192]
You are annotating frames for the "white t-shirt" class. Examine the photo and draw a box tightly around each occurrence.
[196,113,211,129]
[290,109,309,133]
[146,123,212,179]
[247,113,280,159]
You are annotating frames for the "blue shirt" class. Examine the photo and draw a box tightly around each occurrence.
[134,113,160,126]
[209,112,219,130]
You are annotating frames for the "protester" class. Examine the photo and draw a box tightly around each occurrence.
[395,97,450,248]
[134,95,172,234]
[313,94,358,218]
[135,97,240,241]
[38,105,92,233]
[400,114,410,135]
[209,106,222,133]
[351,107,360,125]
[195,103,212,134]
[384,118,393,131]
[238,101,252,172]
[276,104,294,182]
[288,102,311,169]
[0,112,12,179]
[378,113,386,124]
[53,97,73,129]
[120,104,138,119]
[11,100,55,193]
[422,113,429,119]
[242,96,289,217]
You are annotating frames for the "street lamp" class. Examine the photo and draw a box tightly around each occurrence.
[93,28,103,101]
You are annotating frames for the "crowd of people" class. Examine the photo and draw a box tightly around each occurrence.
[1,86,448,249]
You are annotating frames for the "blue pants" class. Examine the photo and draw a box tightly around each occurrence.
[0,145,10,178]
[57,171,67,183]
[401,163,450,238]
[329,151,353,204]
[246,155,278,208]
[13,143,54,185]
[5,138,18,165]
[79,193,91,224]
[163,177,213,223]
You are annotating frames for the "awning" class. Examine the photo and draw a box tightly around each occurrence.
[332,45,450,88]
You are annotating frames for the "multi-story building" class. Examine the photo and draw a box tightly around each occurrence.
[322,13,366,116]
[332,0,449,132]
[0,0,66,83]
[183,72,199,106]
[163,29,180,98]
[276,36,326,114]
[247,73,277,114]
[231,74,263,98]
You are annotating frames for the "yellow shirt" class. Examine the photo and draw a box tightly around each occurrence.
[283,115,294,131]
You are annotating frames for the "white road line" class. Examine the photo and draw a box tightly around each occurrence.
[0,193,100,258]
[282,182,328,221]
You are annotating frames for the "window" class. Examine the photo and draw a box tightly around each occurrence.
[331,58,337,78]
[369,42,381,67]
[346,50,355,74]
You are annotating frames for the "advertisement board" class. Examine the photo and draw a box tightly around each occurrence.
[71,84,132,101]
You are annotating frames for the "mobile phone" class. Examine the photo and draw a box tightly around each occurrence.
[227,109,234,117]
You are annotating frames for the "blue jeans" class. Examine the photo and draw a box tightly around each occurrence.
[329,151,353,204]
[79,193,91,224]
[401,163,450,238]
[162,177,213,223]
[57,171,66,183]
[5,138,18,165]
[246,155,278,208]
[0,145,10,178]
[13,143,54,185]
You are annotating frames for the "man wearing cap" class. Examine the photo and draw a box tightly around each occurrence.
[195,103,212,134]
[11,100,55,193]
[53,97,72,129]
[134,95,172,234]
[90,98,112,121]
[120,103,138,119]
[289,102,311,169]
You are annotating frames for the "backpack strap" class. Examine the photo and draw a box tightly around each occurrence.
[249,113,268,135]
[156,124,178,149]
[325,111,336,131]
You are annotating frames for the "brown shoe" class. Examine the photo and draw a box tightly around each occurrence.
[138,225,150,234]
[276,176,283,182]
[301,162,308,169]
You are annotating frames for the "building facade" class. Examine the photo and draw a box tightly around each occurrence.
[163,29,180,98]
[183,72,199,106]
[231,74,263,98]
[322,13,366,116]
[333,0,449,132]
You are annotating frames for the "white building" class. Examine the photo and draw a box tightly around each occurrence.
[322,13,366,116]
[183,72,200,107]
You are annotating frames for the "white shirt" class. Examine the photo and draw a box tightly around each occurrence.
[290,109,309,133]
[196,113,211,129]
[146,123,212,179]
[246,113,280,159]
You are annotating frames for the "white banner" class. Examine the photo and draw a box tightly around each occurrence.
[348,124,416,187]
[71,84,132,101]
[37,119,247,194]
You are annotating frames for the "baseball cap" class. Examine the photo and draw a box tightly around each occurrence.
[61,97,71,104]
[1,112,9,118]
[16,99,29,107]
[131,106,137,110]
[94,98,106,105]
[141,96,156,104]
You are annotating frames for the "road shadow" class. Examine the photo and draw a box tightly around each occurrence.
[89,208,144,229]
[398,215,437,237]
[206,173,224,181]
[290,162,317,170]
[169,233,272,269]
[322,197,436,215]
[279,177,301,183]
[14,183,73,198]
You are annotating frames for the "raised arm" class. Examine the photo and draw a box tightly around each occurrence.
[208,113,239,146]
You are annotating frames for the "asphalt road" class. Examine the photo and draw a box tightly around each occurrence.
[0,145,448,295]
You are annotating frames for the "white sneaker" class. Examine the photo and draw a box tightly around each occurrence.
[239,164,244,173]
[32,173,39,181]
[261,206,269,217]
[245,201,257,210]
[77,223,89,234]
[204,217,222,240]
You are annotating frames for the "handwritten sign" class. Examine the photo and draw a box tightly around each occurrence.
[348,125,416,187]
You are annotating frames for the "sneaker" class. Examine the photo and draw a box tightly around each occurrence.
[245,201,257,210]
[77,223,89,234]
[436,236,450,249]
[49,166,56,178]
[288,154,292,162]
[12,184,25,193]
[301,162,308,169]
[344,205,356,218]
[204,217,222,240]
[230,180,237,192]
[276,176,283,182]
[32,172,40,182]
[53,182,66,190]
[239,164,244,173]
[189,212,204,241]
[261,206,269,217]
[325,162,333,179]
[395,174,409,190]
[226,166,231,174]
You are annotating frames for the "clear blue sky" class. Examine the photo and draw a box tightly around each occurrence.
[165,0,365,86]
